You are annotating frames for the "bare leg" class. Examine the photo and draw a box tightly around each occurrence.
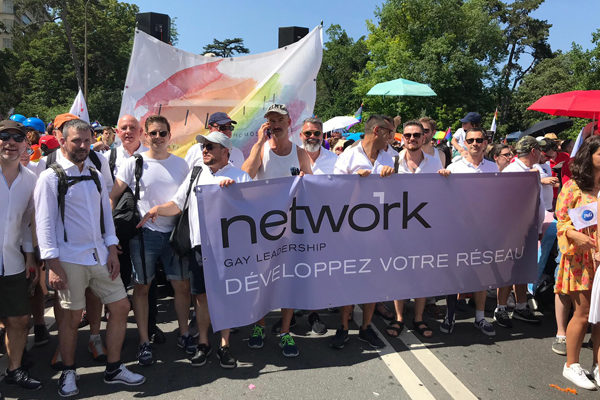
[496,286,511,306]
[194,294,211,345]
[414,298,426,322]
[30,284,45,325]
[566,290,591,367]
[341,306,352,330]
[170,279,191,336]
[133,283,151,344]
[220,329,230,347]
[393,300,405,322]
[474,290,487,312]
[3,315,29,370]
[513,284,528,305]
[105,298,130,363]
[280,308,294,334]
[85,289,102,335]
[362,303,376,328]
[556,293,572,337]
[59,309,84,366]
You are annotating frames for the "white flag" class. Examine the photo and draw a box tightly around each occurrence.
[69,89,90,123]
[568,202,597,230]
[490,108,498,133]
[570,127,585,158]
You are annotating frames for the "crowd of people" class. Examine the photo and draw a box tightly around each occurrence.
[1,104,600,398]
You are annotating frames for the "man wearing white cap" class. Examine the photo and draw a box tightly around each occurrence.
[138,131,251,369]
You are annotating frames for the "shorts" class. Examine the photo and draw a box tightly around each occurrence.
[0,271,31,318]
[129,227,190,285]
[57,260,126,310]
[189,247,206,295]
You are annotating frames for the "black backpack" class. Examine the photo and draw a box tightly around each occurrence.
[48,163,104,242]
[112,154,144,243]
[169,165,203,256]
[108,147,117,181]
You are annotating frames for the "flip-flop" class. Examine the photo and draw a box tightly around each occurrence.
[413,320,433,338]
[385,320,404,338]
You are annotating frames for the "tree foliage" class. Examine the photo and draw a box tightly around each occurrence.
[202,38,249,58]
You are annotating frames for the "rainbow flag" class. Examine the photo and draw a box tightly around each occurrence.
[444,127,452,140]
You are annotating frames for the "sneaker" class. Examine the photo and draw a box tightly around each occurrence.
[506,292,516,310]
[104,363,146,386]
[88,335,107,362]
[137,342,154,366]
[594,364,600,385]
[440,317,455,334]
[58,369,79,397]
[552,337,567,355]
[248,325,265,349]
[177,334,197,355]
[217,346,237,369]
[308,312,327,335]
[279,333,299,357]
[563,363,597,390]
[33,324,50,347]
[330,327,349,349]
[271,315,297,335]
[188,316,198,338]
[512,306,541,324]
[4,367,42,390]
[190,343,212,367]
[474,319,496,336]
[493,308,513,328]
[149,325,166,344]
[51,349,64,371]
[78,311,89,328]
[358,325,385,349]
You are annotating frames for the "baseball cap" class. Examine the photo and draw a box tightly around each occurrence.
[515,136,542,154]
[53,113,79,130]
[544,132,558,140]
[264,104,289,118]
[0,120,26,135]
[195,131,232,149]
[39,135,60,155]
[208,112,237,126]
[460,112,481,124]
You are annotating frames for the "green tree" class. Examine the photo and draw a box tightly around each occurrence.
[314,24,369,121]
[202,38,249,58]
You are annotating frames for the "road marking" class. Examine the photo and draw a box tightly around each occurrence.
[352,305,436,400]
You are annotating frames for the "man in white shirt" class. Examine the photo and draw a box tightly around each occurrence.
[35,119,144,397]
[381,120,442,339]
[495,136,544,328]
[300,117,337,175]
[331,114,395,350]
[110,115,190,367]
[185,112,245,168]
[0,120,42,393]
[450,112,481,159]
[138,131,251,369]
[242,104,312,358]
[440,128,497,337]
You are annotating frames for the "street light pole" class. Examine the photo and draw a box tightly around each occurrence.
[84,0,89,103]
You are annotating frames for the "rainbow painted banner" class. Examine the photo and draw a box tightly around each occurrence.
[119,26,323,157]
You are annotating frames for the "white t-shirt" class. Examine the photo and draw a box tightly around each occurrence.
[311,148,338,175]
[103,142,149,178]
[24,161,44,177]
[503,157,545,233]
[447,157,499,173]
[386,146,399,158]
[334,141,394,175]
[533,162,554,211]
[396,149,443,174]
[116,152,189,233]
[185,143,245,169]
[172,162,251,247]
[453,128,466,150]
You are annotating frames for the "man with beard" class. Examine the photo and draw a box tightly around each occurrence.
[34,119,145,397]
[300,117,337,175]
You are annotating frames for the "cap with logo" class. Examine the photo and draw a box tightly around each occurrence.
[459,112,481,124]
[0,120,27,135]
[195,131,232,149]
[264,104,289,118]
[208,112,237,126]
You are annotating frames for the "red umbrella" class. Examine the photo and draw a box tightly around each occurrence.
[527,90,600,119]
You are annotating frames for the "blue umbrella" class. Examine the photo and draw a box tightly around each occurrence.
[344,132,363,142]
[367,78,437,97]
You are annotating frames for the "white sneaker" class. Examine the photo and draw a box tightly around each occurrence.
[563,363,597,390]
[58,369,79,397]
[593,364,600,384]
[104,363,146,386]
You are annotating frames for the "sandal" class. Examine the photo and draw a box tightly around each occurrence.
[374,302,395,321]
[413,320,433,338]
[385,320,404,338]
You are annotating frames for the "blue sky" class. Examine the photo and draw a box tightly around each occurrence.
[134,0,599,56]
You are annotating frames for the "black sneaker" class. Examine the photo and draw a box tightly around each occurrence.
[512,307,541,324]
[308,312,327,335]
[217,346,237,369]
[271,315,297,335]
[137,342,154,366]
[177,334,197,355]
[248,324,266,349]
[191,343,212,367]
[494,308,513,328]
[279,333,299,357]
[4,367,42,390]
[149,326,166,344]
[330,328,349,349]
[358,326,385,349]
[58,369,78,397]
[439,317,455,334]
[34,324,50,347]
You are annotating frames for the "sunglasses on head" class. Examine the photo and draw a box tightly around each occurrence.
[0,132,26,142]
[148,130,168,137]
[302,130,322,137]
[466,138,485,144]
[403,132,422,139]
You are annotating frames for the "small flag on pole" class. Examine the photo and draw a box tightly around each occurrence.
[490,108,498,133]
[69,88,90,123]
[354,103,363,122]
[444,127,452,141]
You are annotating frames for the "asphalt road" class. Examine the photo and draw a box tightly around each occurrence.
[1,291,597,400]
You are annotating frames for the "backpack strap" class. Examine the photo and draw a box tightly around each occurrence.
[49,164,69,242]
[88,149,102,171]
[88,167,105,236]
[183,166,203,211]
[133,154,143,201]
[46,150,57,169]
[393,155,400,174]
[108,147,117,181]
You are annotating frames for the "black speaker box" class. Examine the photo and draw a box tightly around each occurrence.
[278,26,309,48]
[136,12,171,44]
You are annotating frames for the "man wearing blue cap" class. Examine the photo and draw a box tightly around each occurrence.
[185,112,245,168]
[451,112,481,159]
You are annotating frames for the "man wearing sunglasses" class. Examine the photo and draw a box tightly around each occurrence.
[185,112,245,168]
[110,115,190,367]
[300,117,337,175]
[0,120,43,394]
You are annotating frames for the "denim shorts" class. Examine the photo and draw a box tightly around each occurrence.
[129,228,190,284]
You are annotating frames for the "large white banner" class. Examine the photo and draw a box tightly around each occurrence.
[119,26,323,157]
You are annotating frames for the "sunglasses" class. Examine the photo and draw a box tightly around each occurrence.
[148,130,168,137]
[500,152,512,158]
[466,138,485,144]
[202,143,221,151]
[0,132,26,142]
[403,132,422,139]
[216,124,234,132]
[302,130,322,137]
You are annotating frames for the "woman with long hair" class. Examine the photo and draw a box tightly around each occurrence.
[556,135,600,390]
